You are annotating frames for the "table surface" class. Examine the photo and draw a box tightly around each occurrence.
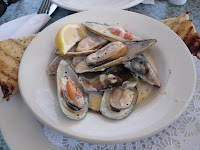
[0,0,200,149]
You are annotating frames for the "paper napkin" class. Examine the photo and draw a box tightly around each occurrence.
[0,13,50,41]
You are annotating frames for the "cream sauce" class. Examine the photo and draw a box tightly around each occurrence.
[88,92,103,111]
[135,53,159,104]
[160,90,168,95]
[136,79,157,104]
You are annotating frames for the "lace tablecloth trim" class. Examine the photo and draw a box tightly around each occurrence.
[44,55,200,150]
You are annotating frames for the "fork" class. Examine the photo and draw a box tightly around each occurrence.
[38,0,57,15]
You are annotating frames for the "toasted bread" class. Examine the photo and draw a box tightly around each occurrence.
[0,34,36,101]
[161,12,200,58]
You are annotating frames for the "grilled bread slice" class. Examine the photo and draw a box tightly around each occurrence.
[161,12,200,58]
[0,34,36,101]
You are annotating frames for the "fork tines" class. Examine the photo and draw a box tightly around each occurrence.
[38,0,52,14]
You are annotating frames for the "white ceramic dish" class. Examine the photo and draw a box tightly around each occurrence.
[18,10,196,144]
[0,92,62,150]
[50,0,143,11]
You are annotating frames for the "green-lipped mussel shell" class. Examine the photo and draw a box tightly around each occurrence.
[100,88,138,120]
[57,60,88,120]
[82,22,141,42]
[75,39,157,73]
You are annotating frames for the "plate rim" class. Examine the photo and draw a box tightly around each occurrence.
[50,0,144,12]
[18,10,197,144]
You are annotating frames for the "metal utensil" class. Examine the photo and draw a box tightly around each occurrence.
[38,0,57,15]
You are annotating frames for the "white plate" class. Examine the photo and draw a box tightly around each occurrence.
[0,91,63,150]
[51,0,143,11]
[18,10,196,144]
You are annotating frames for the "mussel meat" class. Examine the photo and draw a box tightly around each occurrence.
[79,65,137,92]
[86,41,127,66]
[75,35,108,52]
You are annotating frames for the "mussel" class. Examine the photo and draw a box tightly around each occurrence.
[100,87,138,120]
[57,60,88,120]
[75,39,157,73]
[86,41,127,66]
[123,55,161,87]
[79,65,138,92]
[56,35,107,57]
[47,56,71,77]
[82,22,141,42]
[75,35,108,52]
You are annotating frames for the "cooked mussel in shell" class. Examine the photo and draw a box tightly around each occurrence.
[110,88,134,110]
[86,41,127,66]
[57,60,88,120]
[79,65,138,92]
[56,35,107,57]
[82,22,141,42]
[123,55,161,87]
[75,35,108,52]
[75,39,157,73]
[100,88,138,120]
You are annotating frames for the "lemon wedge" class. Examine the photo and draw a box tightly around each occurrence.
[55,23,88,55]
